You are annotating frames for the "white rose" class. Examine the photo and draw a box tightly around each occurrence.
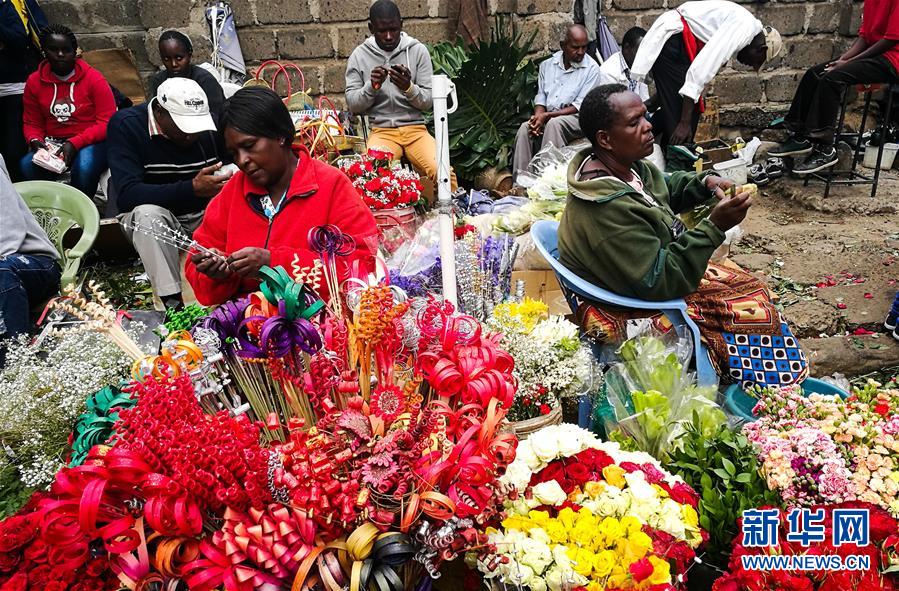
[526,575,548,591]
[507,564,535,586]
[589,488,629,517]
[530,432,562,463]
[519,537,553,573]
[532,481,567,506]
[529,527,551,544]
[504,460,534,491]
[545,565,588,591]
[517,444,541,470]
[624,472,657,501]
[557,426,589,456]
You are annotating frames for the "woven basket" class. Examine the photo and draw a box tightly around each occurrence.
[503,406,562,439]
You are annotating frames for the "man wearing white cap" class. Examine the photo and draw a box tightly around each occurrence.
[631,0,782,147]
[108,77,231,310]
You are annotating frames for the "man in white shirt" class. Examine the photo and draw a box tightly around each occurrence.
[512,24,600,182]
[631,0,782,147]
[600,27,654,107]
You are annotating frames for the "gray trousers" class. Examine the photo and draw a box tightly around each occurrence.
[118,205,204,298]
[512,114,583,183]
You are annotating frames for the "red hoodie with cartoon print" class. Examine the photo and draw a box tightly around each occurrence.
[22,59,116,150]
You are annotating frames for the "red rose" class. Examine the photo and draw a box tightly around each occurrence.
[530,461,565,486]
[629,558,654,582]
[576,449,613,471]
[668,482,700,508]
[84,559,108,578]
[364,178,382,192]
[22,540,46,564]
[0,516,36,553]
[619,461,641,473]
[565,462,590,484]
[0,553,19,573]
[539,404,551,415]
[44,581,67,591]
[712,574,741,591]
[0,571,27,591]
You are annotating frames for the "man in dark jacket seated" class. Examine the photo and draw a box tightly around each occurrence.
[108,77,231,310]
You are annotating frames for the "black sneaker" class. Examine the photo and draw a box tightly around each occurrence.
[886,311,898,331]
[769,138,813,158]
[793,146,838,175]
[892,327,899,343]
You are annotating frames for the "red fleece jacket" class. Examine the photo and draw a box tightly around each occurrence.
[22,59,115,150]
[185,147,379,306]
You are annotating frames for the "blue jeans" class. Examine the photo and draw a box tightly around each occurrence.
[0,254,61,340]
[20,142,108,199]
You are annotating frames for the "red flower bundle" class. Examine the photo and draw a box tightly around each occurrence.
[112,376,272,513]
[338,148,423,210]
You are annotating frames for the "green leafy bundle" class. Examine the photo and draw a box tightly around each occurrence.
[669,421,780,568]
[429,28,538,180]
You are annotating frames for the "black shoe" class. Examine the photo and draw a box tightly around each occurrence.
[793,146,838,175]
[769,138,813,158]
[886,311,898,332]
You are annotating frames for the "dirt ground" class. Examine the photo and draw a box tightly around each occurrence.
[729,167,899,379]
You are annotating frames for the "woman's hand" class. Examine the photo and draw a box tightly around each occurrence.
[227,247,271,278]
[709,190,752,232]
[191,248,232,280]
[704,175,735,199]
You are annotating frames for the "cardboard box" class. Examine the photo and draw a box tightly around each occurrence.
[511,270,570,316]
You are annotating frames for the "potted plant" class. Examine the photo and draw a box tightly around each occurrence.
[668,419,781,589]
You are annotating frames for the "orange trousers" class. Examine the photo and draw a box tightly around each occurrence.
[367,125,458,194]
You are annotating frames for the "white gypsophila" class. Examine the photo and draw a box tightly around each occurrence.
[0,327,140,488]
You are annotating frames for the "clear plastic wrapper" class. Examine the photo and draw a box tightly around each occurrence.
[598,327,725,461]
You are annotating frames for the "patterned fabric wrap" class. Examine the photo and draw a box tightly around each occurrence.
[577,263,809,388]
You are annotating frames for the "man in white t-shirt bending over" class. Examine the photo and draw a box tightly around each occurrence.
[631,1,782,147]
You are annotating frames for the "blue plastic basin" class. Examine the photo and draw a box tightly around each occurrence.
[724,378,849,422]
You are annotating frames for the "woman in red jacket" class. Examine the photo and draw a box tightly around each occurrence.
[186,87,378,306]
[20,25,115,198]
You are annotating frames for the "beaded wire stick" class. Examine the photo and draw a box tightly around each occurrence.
[121,217,228,263]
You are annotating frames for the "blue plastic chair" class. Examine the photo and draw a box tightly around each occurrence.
[530,220,719,388]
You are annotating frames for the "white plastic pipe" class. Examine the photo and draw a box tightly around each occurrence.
[432,74,458,308]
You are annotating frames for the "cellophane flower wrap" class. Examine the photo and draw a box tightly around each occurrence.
[338,148,423,210]
[744,380,899,515]
[712,501,899,591]
[487,298,592,422]
[474,424,705,591]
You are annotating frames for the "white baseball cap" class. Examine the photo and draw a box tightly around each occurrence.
[156,78,217,134]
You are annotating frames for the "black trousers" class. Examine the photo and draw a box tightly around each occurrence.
[0,94,25,182]
[650,34,702,147]
[785,56,899,144]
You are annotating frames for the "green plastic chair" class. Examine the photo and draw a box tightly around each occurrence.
[13,180,100,289]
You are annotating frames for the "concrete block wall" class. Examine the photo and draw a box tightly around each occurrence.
[44,0,861,133]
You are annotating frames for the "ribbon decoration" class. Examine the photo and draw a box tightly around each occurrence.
[258,265,325,321]
[183,504,318,591]
[200,297,251,353]
[69,386,136,467]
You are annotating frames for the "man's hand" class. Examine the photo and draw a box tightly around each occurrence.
[29,139,48,152]
[371,66,389,90]
[704,175,735,199]
[528,112,549,136]
[825,59,849,72]
[709,189,752,232]
[669,118,694,146]
[388,64,412,91]
[192,163,230,198]
[58,142,77,167]
[191,248,233,280]
[227,247,271,278]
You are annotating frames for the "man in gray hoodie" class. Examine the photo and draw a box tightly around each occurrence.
[345,0,456,192]
[0,154,60,348]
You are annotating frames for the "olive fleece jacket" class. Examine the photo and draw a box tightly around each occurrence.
[557,147,725,301]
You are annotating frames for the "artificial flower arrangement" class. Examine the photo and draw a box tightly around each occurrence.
[487,298,593,423]
[745,381,899,515]
[0,225,520,591]
[712,501,899,591]
[338,147,423,210]
[472,424,706,591]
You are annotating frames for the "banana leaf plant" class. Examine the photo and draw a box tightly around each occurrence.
[428,28,538,181]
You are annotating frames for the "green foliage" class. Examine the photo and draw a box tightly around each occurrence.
[0,461,34,519]
[668,418,780,567]
[429,28,538,180]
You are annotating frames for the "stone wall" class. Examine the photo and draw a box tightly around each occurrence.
[42,0,861,133]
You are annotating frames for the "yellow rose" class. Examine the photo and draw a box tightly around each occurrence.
[567,547,595,577]
[652,483,669,498]
[682,504,699,528]
[593,549,618,578]
[528,510,551,526]
[545,520,570,544]
[629,531,653,554]
[558,507,577,530]
[603,465,627,488]
[586,583,604,591]
[584,481,606,497]
[619,515,642,536]
[502,516,534,531]
[607,566,629,590]
[597,517,625,548]
[648,556,671,585]
[572,520,598,549]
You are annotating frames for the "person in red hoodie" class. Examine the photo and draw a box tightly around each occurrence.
[20,24,115,198]
[186,87,378,306]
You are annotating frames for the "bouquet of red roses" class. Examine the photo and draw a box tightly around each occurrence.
[338,148,423,210]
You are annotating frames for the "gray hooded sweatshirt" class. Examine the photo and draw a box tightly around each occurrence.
[0,155,59,260]
[345,32,433,128]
